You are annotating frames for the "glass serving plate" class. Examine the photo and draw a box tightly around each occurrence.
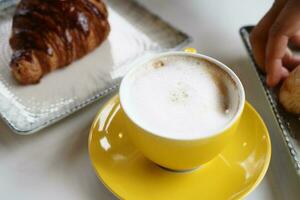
[0,0,191,134]
[240,26,300,175]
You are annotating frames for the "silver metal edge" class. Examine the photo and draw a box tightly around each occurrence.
[240,27,300,174]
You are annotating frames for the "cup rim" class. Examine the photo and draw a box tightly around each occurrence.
[119,51,245,141]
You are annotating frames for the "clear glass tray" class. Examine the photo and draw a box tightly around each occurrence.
[0,0,191,134]
[240,26,300,175]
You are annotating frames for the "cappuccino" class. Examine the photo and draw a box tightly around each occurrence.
[122,55,240,139]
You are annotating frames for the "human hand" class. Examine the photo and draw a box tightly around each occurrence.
[250,0,300,87]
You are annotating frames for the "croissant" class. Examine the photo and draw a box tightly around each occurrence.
[279,66,300,114]
[9,0,110,84]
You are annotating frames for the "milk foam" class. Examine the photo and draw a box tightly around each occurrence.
[123,55,239,139]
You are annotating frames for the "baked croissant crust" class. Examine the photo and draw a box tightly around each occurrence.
[9,0,110,84]
[279,66,300,114]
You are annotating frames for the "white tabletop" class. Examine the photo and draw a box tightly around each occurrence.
[0,0,289,199]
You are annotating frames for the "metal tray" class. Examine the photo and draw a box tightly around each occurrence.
[240,26,300,175]
[0,0,191,134]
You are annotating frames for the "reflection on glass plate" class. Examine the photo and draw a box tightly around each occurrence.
[0,0,191,134]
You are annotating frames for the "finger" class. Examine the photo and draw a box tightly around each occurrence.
[250,1,287,71]
[280,66,290,82]
[265,34,289,87]
[250,29,267,71]
[289,32,300,47]
[282,48,300,69]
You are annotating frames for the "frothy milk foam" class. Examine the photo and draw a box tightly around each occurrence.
[123,55,240,139]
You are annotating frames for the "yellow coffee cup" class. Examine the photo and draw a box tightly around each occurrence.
[119,50,245,171]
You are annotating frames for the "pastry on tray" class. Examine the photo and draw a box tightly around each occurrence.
[279,66,300,114]
[9,0,110,85]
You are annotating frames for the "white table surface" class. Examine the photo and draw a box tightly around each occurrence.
[0,0,295,199]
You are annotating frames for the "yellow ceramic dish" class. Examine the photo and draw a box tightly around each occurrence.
[88,95,271,200]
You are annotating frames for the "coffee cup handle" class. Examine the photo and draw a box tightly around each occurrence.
[184,48,197,54]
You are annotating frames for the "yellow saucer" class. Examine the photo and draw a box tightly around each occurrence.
[88,95,271,200]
